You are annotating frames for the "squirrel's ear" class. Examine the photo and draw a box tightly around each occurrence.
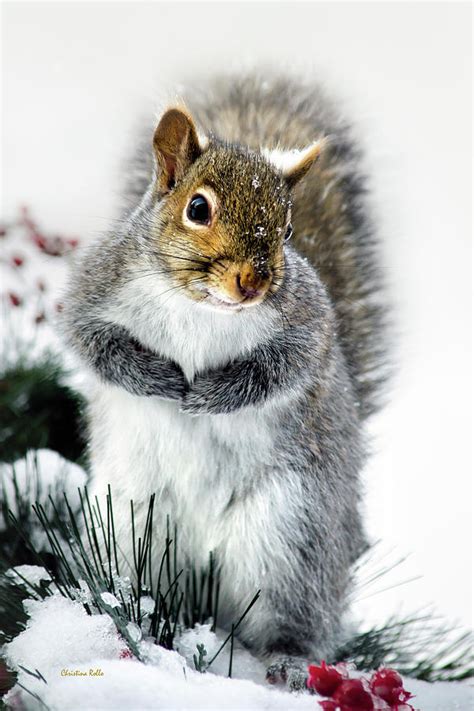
[264,140,326,189]
[153,108,203,193]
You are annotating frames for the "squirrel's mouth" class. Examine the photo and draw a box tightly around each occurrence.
[193,285,265,312]
[180,258,281,312]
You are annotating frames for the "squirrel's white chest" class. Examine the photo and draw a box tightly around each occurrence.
[109,274,276,379]
[90,384,277,567]
[95,274,283,573]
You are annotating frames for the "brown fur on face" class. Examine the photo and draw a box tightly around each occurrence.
[152,140,291,309]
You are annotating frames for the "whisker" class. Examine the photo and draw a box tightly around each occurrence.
[158,276,208,308]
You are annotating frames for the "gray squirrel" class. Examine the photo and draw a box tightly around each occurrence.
[62,74,386,688]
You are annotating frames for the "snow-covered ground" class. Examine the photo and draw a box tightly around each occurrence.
[4,592,473,711]
[0,452,471,709]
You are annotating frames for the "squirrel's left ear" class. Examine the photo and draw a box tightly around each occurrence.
[153,107,204,193]
[263,140,326,189]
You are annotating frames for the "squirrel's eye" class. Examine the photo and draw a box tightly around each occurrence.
[187,194,210,225]
[284,223,293,242]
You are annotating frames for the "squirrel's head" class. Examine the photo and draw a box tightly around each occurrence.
[148,107,323,312]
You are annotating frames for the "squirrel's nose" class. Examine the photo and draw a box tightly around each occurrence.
[236,266,270,299]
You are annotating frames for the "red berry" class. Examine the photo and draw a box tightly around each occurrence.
[370,668,402,691]
[308,662,344,696]
[12,256,24,267]
[333,679,374,710]
[119,648,133,659]
[319,702,338,711]
[8,292,22,307]
[384,690,413,705]
[33,233,47,251]
[370,668,411,704]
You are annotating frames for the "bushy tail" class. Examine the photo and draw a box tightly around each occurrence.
[290,128,389,418]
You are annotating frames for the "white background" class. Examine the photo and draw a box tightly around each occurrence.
[2,2,472,633]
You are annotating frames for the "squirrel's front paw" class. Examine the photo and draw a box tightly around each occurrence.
[266,657,309,692]
[146,357,186,401]
[180,389,202,416]
[180,380,222,415]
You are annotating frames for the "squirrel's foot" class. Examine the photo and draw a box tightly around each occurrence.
[266,656,309,692]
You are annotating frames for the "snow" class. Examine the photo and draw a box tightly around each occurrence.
[0,449,88,549]
[71,579,94,606]
[177,623,267,684]
[5,595,127,675]
[4,593,315,710]
[139,595,156,615]
[0,449,87,508]
[7,657,319,711]
[100,592,122,609]
[4,589,473,711]
[6,565,51,588]
[409,681,474,711]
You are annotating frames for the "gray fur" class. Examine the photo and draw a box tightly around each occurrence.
[62,73,387,682]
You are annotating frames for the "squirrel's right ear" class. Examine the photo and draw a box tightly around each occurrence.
[263,140,326,189]
[153,108,204,193]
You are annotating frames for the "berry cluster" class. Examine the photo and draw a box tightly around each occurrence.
[307,662,416,711]
[17,205,79,257]
[1,206,80,322]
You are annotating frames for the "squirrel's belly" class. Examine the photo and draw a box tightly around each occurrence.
[89,383,278,567]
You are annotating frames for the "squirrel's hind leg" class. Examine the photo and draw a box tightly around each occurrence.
[265,657,310,692]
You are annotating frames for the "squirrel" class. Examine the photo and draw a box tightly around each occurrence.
[62,74,386,689]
